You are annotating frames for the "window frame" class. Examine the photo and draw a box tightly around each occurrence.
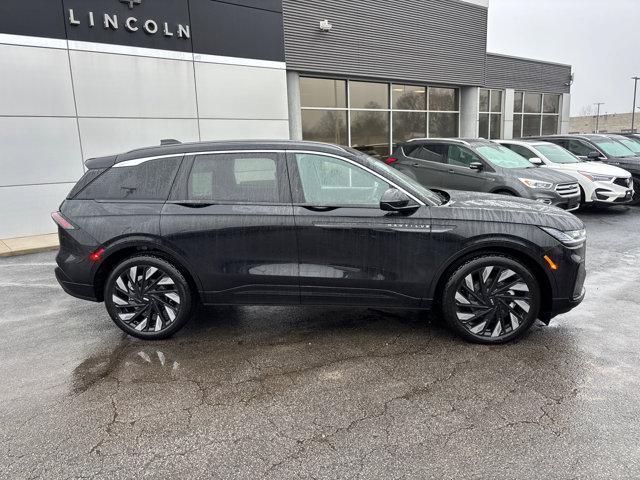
[513,91,562,138]
[299,76,461,157]
[171,151,292,206]
[478,89,504,139]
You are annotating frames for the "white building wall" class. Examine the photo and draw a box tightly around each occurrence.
[0,35,289,239]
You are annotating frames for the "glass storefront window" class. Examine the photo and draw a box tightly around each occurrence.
[479,113,489,140]
[490,90,503,113]
[351,111,390,158]
[300,78,346,108]
[524,93,542,113]
[393,112,427,144]
[392,85,426,110]
[429,87,458,111]
[514,91,561,137]
[350,81,389,109]
[429,113,459,138]
[543,94,561,114]
[490,114,502,139]
[300,77,461,156]
[479,89,490,113]
[541,115,559,135]
[523,115,542,137]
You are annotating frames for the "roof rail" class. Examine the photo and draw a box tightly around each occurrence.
[160,139,182,146]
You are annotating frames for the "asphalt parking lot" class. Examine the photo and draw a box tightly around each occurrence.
[1,206,640,479]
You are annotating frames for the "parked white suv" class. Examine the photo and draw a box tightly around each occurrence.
[499,140,634,206]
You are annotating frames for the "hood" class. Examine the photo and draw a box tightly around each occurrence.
[505,167,577,185]
[432,190,584,231]
[555,161,631,177]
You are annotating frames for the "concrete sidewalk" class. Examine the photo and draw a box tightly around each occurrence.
[0,234,59,257]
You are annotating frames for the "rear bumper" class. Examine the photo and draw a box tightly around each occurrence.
[55,267,99,302]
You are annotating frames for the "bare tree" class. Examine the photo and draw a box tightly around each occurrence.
[578,104,595,117]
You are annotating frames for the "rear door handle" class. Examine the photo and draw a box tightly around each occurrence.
[172,201,215,209]
[448,169,455,174]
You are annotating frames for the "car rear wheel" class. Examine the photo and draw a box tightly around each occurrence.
[104,256,193,340]
[441,255,541,344]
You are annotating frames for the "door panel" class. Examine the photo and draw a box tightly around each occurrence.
[444,145,489,192]
[288,152,433,306]
[407,145,447,187]
[161,152,299,305]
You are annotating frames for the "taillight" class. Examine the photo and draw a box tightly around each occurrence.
[51,211,75,230]
[89,248,105,262]
[386,157,398,165]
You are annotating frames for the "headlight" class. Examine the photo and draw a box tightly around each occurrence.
[578,171,614,182]
[518,178,554,190]
[540,227,587,247]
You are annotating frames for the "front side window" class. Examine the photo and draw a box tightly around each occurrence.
[590,139,636,158]
[77,157,182,201]
[294,154,390,206]
[534,144,579,164]
[188,153,281,203]
[567,140,598,157]
[447,146,482,167]
[476,145,534,169]
[508,144,536,160]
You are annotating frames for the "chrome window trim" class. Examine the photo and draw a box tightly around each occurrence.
[112,149,425,206]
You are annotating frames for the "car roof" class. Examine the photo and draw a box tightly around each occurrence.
[85,139,350,169]
[499,139,556,147]
[403,138,494,148]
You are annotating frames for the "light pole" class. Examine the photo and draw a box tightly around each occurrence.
[594,102,604,133]
[632,76,640,133]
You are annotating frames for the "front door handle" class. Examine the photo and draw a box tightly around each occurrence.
[172,201,215,208]
[448,169,455,174]
[302,206,339,212]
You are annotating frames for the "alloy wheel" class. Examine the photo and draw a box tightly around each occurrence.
[454,266,532,339]
[111,265,181,333]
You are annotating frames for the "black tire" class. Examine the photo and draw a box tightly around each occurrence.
[631,177,640,206]
[441,255,541,344]
[104,255,193,340]
[495,190,516,196]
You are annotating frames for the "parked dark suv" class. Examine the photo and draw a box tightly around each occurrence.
[531,134,640,205]
[54,140,586,344]
[388,139,581,210]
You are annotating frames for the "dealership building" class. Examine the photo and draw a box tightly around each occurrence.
[0,0,572,240]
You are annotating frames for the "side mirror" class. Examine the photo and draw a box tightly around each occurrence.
[469,162,484,171]
[529,157,543,166]
[587,151,602,160]
[380,188,416,212]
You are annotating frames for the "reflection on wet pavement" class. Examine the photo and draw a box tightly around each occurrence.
[1,207,640,478]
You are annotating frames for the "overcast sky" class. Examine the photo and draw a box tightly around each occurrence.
[487,0,640,116]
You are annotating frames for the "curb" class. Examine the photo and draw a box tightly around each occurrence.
[0,235,60,258]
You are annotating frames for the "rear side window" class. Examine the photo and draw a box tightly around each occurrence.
[67,168,106,199]
[188,153,281,204]
[411,144,448,163]
[76,157,182,201]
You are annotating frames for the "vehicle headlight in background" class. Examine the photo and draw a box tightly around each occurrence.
[518,178,554,190]
[578,171,615,182]
[540,227,587,247]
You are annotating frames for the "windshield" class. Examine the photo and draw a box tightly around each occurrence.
[347,149,444,206]
[617,137,640,155]
[534,144,580,164]
[476,145,534,169]
[591,138,636,158]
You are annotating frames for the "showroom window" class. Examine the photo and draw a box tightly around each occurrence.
[478,89,503,139]
[300,77,459,159]
[513,92,561,137]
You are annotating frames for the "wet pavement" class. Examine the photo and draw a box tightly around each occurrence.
[1,206,640,479]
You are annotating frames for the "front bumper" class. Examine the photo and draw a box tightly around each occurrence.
[55,267,99,302]
[539,245,587,323]
[589,180,634,204]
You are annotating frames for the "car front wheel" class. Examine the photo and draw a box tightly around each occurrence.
[631,177,640,206]
[441,255,541,344]
[104,256,193,340]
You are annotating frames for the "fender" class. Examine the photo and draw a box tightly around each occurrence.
[425,234,557,300]
[91,234,204,291]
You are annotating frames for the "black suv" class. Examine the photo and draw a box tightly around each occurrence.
[532,134,640,204]
[54,140,586,344]
[388,139,581,210]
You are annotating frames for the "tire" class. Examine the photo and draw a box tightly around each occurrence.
[441,255,541,344]
[631,177,640,206]
[104,255,193,340]
[495,190,516,196]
